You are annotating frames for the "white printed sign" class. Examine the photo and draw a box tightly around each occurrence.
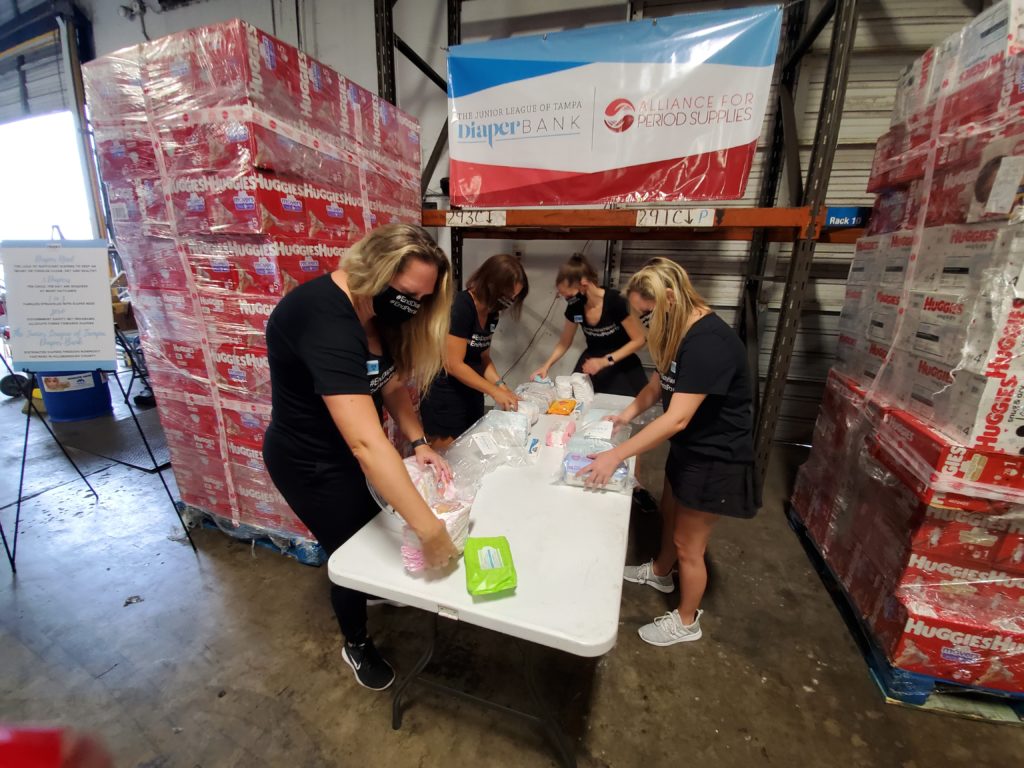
[446,209,508,227]
[635,208,715,227]
[1,240,117,372]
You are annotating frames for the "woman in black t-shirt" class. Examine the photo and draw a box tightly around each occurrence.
[420,253,528,446]
[577,257,759,648]
[530,253,648,397]
[262,224,458,691]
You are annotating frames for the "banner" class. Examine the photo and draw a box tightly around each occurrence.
[447,6,782,207]
[1,240,116,372]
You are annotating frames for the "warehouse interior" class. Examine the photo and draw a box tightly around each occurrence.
[3,0,1024,766]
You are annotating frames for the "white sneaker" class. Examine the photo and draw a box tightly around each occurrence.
[638,609,704,646]
[623,560,675,593]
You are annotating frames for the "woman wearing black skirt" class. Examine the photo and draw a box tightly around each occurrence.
[420,253,528,446]
[531,253,648,397]
[262,224,458,690]
[577,257,759,646]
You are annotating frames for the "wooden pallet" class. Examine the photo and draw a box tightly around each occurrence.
[785,504,1024,725]
[178,502,325,566]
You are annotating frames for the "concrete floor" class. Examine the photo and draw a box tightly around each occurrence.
[2,392,1023,768]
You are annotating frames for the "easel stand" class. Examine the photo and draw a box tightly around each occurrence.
[0,355,195,574]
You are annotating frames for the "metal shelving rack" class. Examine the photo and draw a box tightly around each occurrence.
[375,0,862,484]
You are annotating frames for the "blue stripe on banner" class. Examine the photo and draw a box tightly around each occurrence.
[448,5,782,98]
[447,59,589,98]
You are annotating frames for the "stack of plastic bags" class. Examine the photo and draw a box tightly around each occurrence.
[515,378,556,425]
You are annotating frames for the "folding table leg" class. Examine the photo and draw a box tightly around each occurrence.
[392,612,438,729]
[519,641,577,768]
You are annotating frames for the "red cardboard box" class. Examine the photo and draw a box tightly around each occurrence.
[142,20,300,123]
[220,402,272,448]
[154,390,220,439]
[168,171,310,237]
[873,591,1024,693]
[182,236,285,296]
[119,236,189,292]
[877,407,1024,501]
[212,342,271,403]
[196,290,276,348]
[172,461,234,518]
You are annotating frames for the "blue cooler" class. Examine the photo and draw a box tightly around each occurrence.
[37,371,113,422]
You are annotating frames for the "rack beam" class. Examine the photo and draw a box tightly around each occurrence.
[423,207,814,233]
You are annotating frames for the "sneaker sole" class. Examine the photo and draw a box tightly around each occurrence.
[341,647,396,691]
[638,628,703,646]
[623,574,676,594]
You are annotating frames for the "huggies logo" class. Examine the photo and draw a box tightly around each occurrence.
[604,98,635,132]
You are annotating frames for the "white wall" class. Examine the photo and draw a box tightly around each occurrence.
[80,0,631,388]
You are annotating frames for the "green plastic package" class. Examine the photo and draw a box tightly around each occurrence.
[464,536,517,596]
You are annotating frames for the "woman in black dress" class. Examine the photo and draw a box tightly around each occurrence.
[577,257,759,647]
[531,253,647,397]
[420,253,528,446]
[262,224,458,691]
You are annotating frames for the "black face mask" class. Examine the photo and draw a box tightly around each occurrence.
[373,285,420,326]
[640,311,653,329]
[565,291,585,304]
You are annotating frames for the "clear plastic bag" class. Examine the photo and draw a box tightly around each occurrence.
[560,451,634,494]
[444,409,532,493]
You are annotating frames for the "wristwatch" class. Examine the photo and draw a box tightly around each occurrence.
[410,437,429,450]
[606,354,615,365]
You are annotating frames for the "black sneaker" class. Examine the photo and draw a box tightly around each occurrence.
[342,638,396,691]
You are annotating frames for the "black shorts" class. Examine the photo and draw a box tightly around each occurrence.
[664,447,760,519]
[574,352,648,398]
[420,379,485,439]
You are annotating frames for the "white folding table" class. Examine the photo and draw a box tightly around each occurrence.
[328,394,635,767]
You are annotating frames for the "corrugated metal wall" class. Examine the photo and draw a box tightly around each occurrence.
[0,0,72,127]
[619,0,978,444]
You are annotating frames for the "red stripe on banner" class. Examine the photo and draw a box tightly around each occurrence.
[450,141,758,207]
